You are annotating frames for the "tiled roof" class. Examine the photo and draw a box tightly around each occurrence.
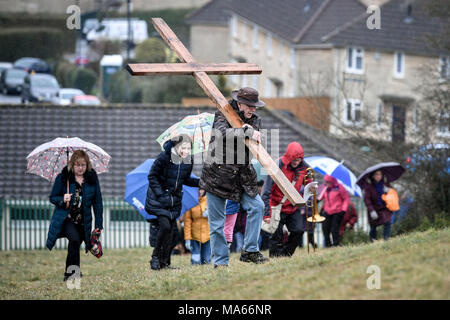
[187,0,447,55]
[185,0,232,26]
[0,104,336,199]
[323,0,449,56]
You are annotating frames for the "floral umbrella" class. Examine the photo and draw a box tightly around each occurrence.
[26,137,111,182]
[156,112,214,155]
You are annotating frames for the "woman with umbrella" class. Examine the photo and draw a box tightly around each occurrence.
[146,134,200,270]
[357,163,405,242]
[46,150,104,281]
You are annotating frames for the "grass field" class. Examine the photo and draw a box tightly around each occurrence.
[0,228,449,300]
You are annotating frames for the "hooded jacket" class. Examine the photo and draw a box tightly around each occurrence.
[183,196,210,244]
[145,140,200,220]
[318,174,350,215]
[262,142,312,216]
[46,166,103,252]
[199,99,260,202]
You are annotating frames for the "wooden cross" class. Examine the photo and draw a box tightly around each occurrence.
[127,18,305,206]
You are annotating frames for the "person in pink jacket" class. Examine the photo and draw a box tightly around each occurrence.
[318,174,350,247]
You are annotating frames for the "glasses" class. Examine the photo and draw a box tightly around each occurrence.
[74,163,87,168]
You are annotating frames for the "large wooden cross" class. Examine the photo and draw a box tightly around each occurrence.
[127,18,305,206]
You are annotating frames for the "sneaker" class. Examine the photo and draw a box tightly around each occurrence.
[150,256,161,270]
[240,250,269,264]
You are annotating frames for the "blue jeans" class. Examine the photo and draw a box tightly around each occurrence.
[233,231,244,253]
[190,240,211,265]
[207,191,264,266]
[370,222,391,242]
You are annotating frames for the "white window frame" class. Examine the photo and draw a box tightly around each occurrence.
[343,99,363,126]
[346,47,364,74]
[394,51,405,78]
[290,47,296,69]
[231,15,237,39]
[266,32,272,57]
[252,75,258,91]
[265,79,272,97]
[252,25,259,49]
[439,56,449,80]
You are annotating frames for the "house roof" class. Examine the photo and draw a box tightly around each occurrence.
[0,104,337,199]
[185,0,232,26]
[187,0,448,56]
[323,0,449,56]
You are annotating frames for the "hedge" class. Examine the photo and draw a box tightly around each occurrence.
[0,28,65,62]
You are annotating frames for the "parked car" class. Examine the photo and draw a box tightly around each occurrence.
[0,68,27,95]
[14,57,51,74]
[52,88,85,105]
[21,73,60,103]
[0,62,13,74]
[72,95,101,105]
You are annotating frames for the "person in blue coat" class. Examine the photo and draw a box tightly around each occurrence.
[146,134,200,270]
[46,150,103,281]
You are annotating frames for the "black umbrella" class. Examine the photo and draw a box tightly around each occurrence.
[356,162,405,190]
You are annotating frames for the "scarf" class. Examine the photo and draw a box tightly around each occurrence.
[374,180,384,205]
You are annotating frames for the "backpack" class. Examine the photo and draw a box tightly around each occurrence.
[382,188,400,212]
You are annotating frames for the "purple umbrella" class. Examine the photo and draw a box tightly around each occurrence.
[356,162,405,190]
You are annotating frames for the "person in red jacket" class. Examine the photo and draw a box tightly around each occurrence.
[261,142,316,257]
[318,174,350,247]
[339,202,358,238]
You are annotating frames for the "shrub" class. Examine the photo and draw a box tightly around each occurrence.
[0,28,65,62]
[134,38,167,63]
[72,68,98,94]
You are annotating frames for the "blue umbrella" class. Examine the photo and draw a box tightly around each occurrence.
[304,156,362,197]
[124,159,199,220]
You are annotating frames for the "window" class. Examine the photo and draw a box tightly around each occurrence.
[344,99,363,125]
[266,32,272,56]
[437,110,450,136]
[252,75,258,91]
[290,47,296,69]
[439,56,449,80]
[394,52,405,78]
[231,15,237,38]
[253,25,259,48]
[376,102,383,129]
[265,79,272,97]
[346,47,364,74]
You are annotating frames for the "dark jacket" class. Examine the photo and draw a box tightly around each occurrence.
[363,182,392,227]
[199,99,260,202]
[339,202,358,237]
[46,167,103,252]
[145,140,199,220]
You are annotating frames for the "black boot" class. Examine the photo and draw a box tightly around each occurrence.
[150,255,161,270]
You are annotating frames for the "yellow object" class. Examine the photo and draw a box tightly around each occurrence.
[382,188,400,212]
[183,196,210,243]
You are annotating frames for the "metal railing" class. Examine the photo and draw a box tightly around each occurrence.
[0,198,149,250]
[0,197,369,250]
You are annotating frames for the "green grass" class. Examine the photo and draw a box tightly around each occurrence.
[0,228,449,299]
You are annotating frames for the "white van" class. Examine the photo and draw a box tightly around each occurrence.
[86,18,148,44]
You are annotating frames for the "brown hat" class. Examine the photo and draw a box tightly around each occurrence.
[231,87,265,107]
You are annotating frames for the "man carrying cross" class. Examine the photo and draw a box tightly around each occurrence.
[199,87,269,267]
